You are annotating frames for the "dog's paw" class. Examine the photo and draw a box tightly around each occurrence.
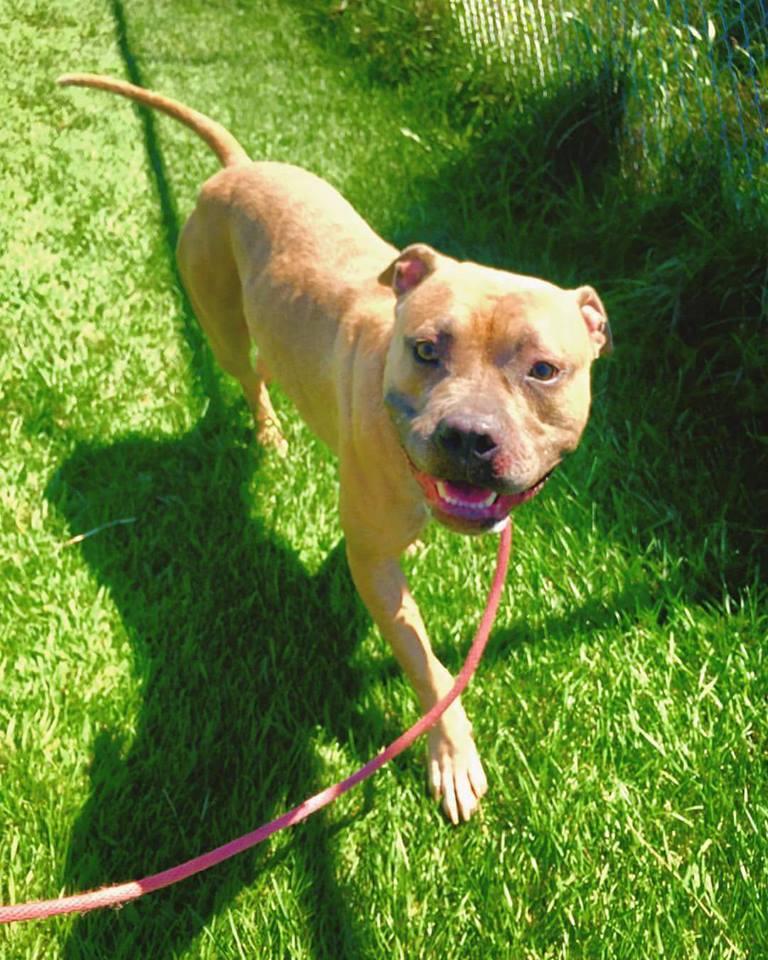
[427,719,488,824]
[256,416,288,457]
[403,538,423,559]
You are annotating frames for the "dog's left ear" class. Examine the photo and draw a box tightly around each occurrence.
[576,286,612,358]
[379,244,440,297]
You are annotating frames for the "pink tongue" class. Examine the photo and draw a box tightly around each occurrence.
[441,480,493,504]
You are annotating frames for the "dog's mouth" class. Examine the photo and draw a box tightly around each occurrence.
[411,469,552,533]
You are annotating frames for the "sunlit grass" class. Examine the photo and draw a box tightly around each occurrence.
[1,1,766,958]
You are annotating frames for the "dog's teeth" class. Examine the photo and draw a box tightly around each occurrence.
[435,481,498,511]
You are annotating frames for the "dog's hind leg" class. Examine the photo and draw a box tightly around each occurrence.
[177,207,287,454]
[251,355,287,454]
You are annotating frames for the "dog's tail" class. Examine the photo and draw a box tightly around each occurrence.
[57,73,249,168]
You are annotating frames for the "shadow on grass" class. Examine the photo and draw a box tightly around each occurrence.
[43,2,381,955]
[47,415,373,960]
[391,68,629,265]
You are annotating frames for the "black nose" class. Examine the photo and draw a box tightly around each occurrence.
[434,419,500,462]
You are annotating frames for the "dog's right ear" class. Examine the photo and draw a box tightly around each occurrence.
[576,286,613,358]
[379,244,439,297]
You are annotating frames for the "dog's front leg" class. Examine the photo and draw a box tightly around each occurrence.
[345,543,488,823]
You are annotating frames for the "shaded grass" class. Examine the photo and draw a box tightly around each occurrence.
[1,0,766,958]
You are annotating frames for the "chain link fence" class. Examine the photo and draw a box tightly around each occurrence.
[450,0,767,191]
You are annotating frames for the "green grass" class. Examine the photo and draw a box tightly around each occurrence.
[1,0,766,957]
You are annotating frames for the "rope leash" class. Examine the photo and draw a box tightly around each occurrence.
[0,522,511,924]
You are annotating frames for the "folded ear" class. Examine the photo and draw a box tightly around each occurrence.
[378,243,440,297]
[576,286,612,358]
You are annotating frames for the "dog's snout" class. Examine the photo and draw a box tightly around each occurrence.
[435,419,500,463]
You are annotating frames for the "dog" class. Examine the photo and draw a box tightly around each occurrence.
[58,74,611,824]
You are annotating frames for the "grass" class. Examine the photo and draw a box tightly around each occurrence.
[1,0,766,957]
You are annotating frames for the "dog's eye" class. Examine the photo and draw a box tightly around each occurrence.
[413,340,440,365]
[528,361,560,382]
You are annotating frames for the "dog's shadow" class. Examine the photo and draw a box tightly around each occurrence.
[47,409,375,958]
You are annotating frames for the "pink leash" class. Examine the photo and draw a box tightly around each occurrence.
[0,523,511,924]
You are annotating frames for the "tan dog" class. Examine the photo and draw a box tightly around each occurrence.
[59,74,611,824]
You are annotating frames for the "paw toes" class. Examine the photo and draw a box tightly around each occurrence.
[257,424,288,457]
[429,751,487,823]
[455,775,480,822]
[441,776,459,826]
[468,755,488,800]
[429,759,443,803]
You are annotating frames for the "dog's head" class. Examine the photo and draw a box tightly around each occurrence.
[380,244,611,535]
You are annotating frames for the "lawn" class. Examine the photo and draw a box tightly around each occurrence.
[0,0,766,957]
